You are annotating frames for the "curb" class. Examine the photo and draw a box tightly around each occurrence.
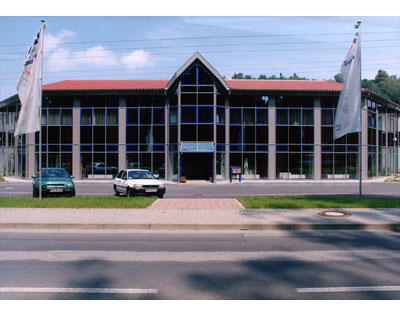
[1,222,399,231]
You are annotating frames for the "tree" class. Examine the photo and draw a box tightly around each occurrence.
[232,73,244,79]
[334,73,343,83]
[375,69,389,83]
[230,69,399,103]
[333,69,399,103]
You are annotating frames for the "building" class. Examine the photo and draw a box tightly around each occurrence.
[1,53,399,181]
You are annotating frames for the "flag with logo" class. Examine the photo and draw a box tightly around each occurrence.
[14,23,45,136]
[334,26,361,140]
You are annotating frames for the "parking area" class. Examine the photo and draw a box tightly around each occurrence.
[1,179,399,199]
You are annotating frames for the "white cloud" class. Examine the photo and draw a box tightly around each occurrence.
[120,49,154,69]
[44,30,155,72]
[73,45,118,67]
[47,47,74,71]
[44,29,75,54]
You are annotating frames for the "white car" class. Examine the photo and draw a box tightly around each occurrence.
[114,169,166,198]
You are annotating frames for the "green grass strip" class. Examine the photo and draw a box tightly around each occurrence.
[0,196,157,209]
[237,195,400,209]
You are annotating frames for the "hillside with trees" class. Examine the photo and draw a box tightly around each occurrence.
[232,70,400,104]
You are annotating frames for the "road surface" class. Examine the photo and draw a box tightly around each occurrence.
[1,230,400,299]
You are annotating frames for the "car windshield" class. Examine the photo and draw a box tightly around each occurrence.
[41,169,68,178]
[128,170,154,180]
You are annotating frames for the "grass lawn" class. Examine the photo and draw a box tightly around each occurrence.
[237,195,400,209]
[0,196,157,209]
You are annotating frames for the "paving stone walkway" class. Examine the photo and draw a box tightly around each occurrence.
[149,198,244,210]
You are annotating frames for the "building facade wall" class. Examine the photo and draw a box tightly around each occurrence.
[1,90,399,180]
[1,61,399,181]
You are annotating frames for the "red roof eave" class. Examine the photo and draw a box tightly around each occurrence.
[43,79,169,91]
[42,79,347,92]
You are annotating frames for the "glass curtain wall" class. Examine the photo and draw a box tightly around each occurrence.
[320,96,358,179]
[80,95,119,178]
[0,103,19,176]
[126,95,165,178]
[367,100,377,177]
[0,110,6,175]
[35,96,74,175]
[179,65,214,180]
[377,104,399,176]
[276,95,314,179]
[229,94,269,179]
[168,92,178,180]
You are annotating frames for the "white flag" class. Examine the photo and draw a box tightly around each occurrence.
[14,23,45,136]
[334,26,361,140]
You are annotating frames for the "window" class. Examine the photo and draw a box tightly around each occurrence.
[127,108,138,125]
[48,109,60,125]
[81,109,92,125]
[61,109,72,125]
[93,109,105,125]
[106,109,118,125]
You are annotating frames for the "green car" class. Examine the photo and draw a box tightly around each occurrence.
[32,168,75,197]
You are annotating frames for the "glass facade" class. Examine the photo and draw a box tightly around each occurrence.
[1,56,399,181]
[36,96,74,175]
[0,99,26,178]
[126,95,166,179]
[276,96,314,179]
[174,64,220,180]
[80,96,119,178]
[229,94,269,179]
[320,96,359,179]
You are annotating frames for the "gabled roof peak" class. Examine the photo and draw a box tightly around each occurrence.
[165,52,229,92]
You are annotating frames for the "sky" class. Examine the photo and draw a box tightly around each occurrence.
[1,14,399,100]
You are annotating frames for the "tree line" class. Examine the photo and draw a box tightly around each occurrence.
[232,70,400,104]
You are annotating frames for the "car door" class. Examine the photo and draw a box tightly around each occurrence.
[115,170,123,192]
[121,171,128,194]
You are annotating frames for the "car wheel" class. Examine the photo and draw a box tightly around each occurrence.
[157,194,164,199]
[127,188,135,197]
[114,185,120,196]
[68,190,76,197]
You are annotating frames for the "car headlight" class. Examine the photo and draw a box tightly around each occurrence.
[65,183,73,187]
[131,184,142,189]
[159,183,165,188]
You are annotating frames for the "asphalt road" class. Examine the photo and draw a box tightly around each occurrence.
[1,230,400,299]
[1,181,400,198]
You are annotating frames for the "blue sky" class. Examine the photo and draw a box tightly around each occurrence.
[1,15,399,100]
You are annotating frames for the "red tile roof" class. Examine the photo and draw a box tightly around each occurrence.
[43,79,169,91]
[43,79,345,92]
[226,79,343,91]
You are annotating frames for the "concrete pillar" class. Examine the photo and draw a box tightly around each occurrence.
[26,132,36,178]
[177,84,181,182]
[268,97,276,179]
[118,97,126,171]
[5,128,9,176]
[376,109,379,177]
[72,99,81,179]
[225,97,230,179]
[361,104,368,180]
[314,98,321,180]
[164,97,169,180]
[213,86,217,183]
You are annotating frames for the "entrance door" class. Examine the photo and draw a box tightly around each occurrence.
[181,153,213,180]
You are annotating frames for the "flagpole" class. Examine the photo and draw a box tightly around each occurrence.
[39,20,46,200]
[357,21,362,199]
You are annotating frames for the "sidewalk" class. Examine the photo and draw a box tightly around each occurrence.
[1,204,399,231]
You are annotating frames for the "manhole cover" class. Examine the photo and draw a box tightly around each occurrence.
[318,210,351,217]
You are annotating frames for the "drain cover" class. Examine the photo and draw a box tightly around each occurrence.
[318,210,351,217]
